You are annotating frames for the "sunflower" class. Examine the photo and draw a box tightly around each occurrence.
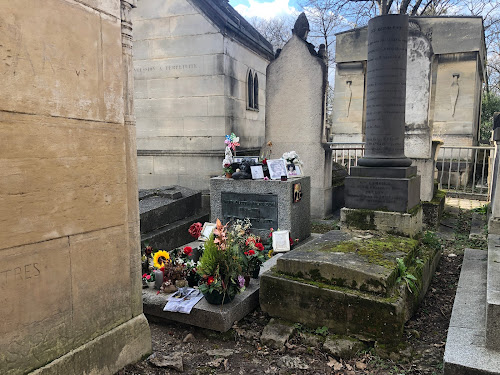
[153,250,170,269]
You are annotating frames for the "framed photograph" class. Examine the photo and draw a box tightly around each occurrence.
[272,230,291,252]
[268,159,287,180]
[293,183,302,202]
[234,156,259,163]
[199,222,216,241]
[286,163,302,178]
[251,165,265,179]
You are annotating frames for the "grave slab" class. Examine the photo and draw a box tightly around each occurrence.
[142,253,282,332]
[444,248,500,375]
[260,230,441,345]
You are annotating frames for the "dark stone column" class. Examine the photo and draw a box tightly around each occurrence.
[358,14,411,168]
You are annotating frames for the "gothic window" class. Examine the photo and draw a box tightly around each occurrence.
[253,73,259,110]
[247,70,254,109]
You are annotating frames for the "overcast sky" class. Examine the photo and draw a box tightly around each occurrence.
[229,0,301,20]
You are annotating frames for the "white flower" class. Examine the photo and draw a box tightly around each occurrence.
[186,260,195,268]
[176,258,184,265]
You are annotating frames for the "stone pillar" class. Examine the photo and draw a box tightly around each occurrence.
[358,15,411,167]
[121,0,143,318]
[489,113,500,234]
[343,15,422,235]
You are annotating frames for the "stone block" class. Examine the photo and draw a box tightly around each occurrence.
[487,237,500,350]
[422,190,446,230]
[210,177,311,241]
[344,174,421,213]
[0,0,123,123]
[260,319,295,349]
[323,336,366,359]
[275,230,420,296]
[30,315,151,375]
[142,254,282,332]
[0,112,127,251]
[349,166,417,179]
[340,208,423,238]
[131,0,197,20]
[139,185,202,233]
[148,33,223,59]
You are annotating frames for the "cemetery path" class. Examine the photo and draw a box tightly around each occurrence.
[119,204,487,375]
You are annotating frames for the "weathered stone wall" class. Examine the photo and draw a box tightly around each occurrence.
[332,17,485,150]
[133,0,269,191]
[0,1,151,374]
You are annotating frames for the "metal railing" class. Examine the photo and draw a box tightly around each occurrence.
[329,142,365,174]
[437,146,494,200]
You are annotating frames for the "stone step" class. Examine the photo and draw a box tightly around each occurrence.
[444,248,500,374]
[487,235,500,350]
[142,253,282,332]
[275,230,420,296]
[139,186,203,234]
[141,211,209,251]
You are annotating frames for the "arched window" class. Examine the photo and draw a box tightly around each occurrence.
[247,70,254,109]
[253,73,259,110]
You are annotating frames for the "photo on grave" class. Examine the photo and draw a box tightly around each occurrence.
[199,222,216,241]
[268,159,287,180]
[293,183,302,202]
[286,164,302,178]
[251,165,265,179]
[272,230,291,252]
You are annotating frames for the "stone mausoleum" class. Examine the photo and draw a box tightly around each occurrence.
[332,16,486,148]
[132,0,274,192]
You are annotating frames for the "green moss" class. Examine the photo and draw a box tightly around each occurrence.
[272,270,401,304]
[317,235,419,269]
[429,189,446,205]
[344,209,376,230]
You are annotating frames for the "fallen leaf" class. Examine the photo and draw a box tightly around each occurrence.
[327,357,343,371]
[346,363,353,370]
[355,361,367,370]
[223,359,229,371]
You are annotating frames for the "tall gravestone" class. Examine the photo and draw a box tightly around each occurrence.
[343,14,422,235]
[263,13,333,218]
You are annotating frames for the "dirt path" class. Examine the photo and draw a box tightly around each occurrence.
[120,205,487,375]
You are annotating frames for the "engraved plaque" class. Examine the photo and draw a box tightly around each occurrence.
[221,192,278,230]
[358,14,411,167]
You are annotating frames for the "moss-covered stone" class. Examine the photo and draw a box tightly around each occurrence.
[344,209,376,230]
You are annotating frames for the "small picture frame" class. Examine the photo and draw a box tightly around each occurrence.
[272,230,291,252]
[268,159,287,180]
[293,183,302,202]
[251,165,265,179]
[286,163,302,178]
[199,222,216,241]
[234,156,259,163]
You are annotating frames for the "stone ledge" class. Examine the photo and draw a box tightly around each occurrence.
[142,254,282,332]
[30,314,152,375]
[340,207,423,237]
[444,248,500,375]
[487,235,500,349]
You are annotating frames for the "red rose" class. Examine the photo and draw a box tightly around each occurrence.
[246,237,256,246]
[289,238,294,246]
[142,273,147,278]
[188,222,203,238]
[248,249,255,255]
[183,246,193,256]
[146,275,151,280]
[207,276,214,285]
[255,243,264,251]
[145,246,152,255]
[244,251,248,256]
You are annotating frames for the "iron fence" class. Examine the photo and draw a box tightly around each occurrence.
[329,142,365,174]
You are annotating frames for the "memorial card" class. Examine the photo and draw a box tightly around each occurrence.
[251,165,265,179]
[286,163,302,178]
[199,222,216,241]
[272,230,290,252]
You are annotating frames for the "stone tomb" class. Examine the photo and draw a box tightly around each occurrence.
[139,185,209,250]
[210,176,311,241]
[260,230,441,345]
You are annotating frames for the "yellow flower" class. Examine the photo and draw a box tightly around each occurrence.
[153,250,170,268]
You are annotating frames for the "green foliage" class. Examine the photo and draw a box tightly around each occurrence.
[421,231,441,252]
[480,91,500,142]
[473,204,489,215]
[315,326,329,336]
[396,258,417,293]
[293,323,329,337]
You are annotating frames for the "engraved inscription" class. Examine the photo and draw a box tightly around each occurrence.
[0,263,40,287]
[221,192,278,230]
[134,63,197,73]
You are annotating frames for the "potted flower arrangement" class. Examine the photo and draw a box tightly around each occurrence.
[142,271,156,288]
[197,219,245,305]
[174,246,201,287]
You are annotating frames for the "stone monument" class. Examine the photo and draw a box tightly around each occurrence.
[0,1,151,374]
[262,13,333,219]
[342,14,422,236]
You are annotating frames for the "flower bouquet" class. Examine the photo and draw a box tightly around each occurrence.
[142,271,156,288]
[197,219,245,305]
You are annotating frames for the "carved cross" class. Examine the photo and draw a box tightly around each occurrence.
[349,0,390,15]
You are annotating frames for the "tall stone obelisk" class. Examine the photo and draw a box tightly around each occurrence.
[343,14,422,235]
